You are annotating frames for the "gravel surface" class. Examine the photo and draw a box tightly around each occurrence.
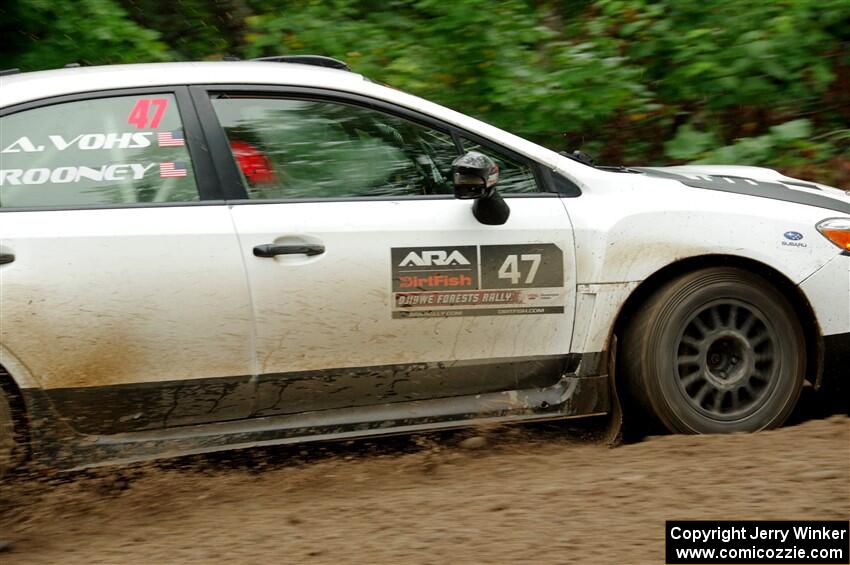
[1,410,847,564]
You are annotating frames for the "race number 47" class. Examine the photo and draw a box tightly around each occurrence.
[481,244,563,289]
[127,98,168,129]
[498,254,542,285]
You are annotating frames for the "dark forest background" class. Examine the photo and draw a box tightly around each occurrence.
[2,0,848,187]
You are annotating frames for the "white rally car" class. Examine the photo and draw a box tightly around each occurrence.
[0,57,848,474]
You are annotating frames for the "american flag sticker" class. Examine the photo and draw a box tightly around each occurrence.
[157,129,185,147]
[160,161,188,178]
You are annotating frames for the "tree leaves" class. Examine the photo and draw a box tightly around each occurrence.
[665,124,718,161]
[2,0,847,187]
[0,0,170,69]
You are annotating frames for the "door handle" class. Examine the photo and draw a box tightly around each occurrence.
[253,244,325,258]
[0,253,14,265]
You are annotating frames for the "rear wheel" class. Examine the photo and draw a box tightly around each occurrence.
[623,267,805,433]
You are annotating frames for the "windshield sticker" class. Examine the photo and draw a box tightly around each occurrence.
[1,137,44,153]
[127,98,169,129]
[1,132,154,153]
[159,162,188,178]
[156,130,185,147]
[391,244,565,318]
[0,164,157,186]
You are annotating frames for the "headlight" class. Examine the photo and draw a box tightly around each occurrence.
[817,218,850,252]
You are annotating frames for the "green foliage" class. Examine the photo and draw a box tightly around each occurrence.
[664,119,850,187]
[665,124,719,161]
[0,0,170,69]
[120,0,244,60]
[594,0,847,112]
[243,0,560,139]
[2,0,848,187]
[666,120,818,164]
[691,119,814,164]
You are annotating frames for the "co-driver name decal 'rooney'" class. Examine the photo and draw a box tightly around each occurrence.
[390,244,565,318]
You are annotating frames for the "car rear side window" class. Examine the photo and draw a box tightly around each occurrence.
[0,94,199,208]
[210,95,459,199]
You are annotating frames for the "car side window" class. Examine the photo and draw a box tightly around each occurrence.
[460,138,540,194]
[0,94,199,208]
[210,95,459,199]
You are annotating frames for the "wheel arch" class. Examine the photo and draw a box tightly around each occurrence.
[609,254,823,390]
[0,346,37,463]
[0,362,31,465]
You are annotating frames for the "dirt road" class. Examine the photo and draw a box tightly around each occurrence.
[1,409,848,564]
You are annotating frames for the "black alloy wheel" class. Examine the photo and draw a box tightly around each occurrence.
[622,267,805,434]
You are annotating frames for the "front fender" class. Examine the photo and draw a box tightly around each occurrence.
[565,180,839,287]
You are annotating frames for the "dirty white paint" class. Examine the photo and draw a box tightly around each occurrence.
[562,175,843,287]
[572,282,639,355]
[799,256,850,336]
[1,60,848,399]
[230,197,577,374]
[0,206,255,389]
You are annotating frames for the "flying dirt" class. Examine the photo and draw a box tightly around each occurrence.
[0,394,847,565]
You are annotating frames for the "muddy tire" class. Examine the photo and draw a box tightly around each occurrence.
[0,387,17,478]
[622,267,805,434]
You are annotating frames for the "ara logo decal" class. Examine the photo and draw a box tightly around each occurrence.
[398,250,471,267]
[784,231,804,241]
[391,246,478,292]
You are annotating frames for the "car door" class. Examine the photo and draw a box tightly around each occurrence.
[0,88,255,434]
[195,87,577,416]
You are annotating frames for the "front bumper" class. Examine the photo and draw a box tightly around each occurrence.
[799,254,849,389]
[800,254,850,337]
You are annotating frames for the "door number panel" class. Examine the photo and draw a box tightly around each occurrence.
[391,244,565,318]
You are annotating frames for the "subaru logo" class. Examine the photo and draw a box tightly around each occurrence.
[784,231,804,241]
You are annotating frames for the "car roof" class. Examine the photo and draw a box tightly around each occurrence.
[0,61,366,108]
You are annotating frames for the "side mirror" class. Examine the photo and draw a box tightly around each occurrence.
[451,151,510,225]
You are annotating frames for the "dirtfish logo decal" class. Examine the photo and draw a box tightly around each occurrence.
[399,250,471,267]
